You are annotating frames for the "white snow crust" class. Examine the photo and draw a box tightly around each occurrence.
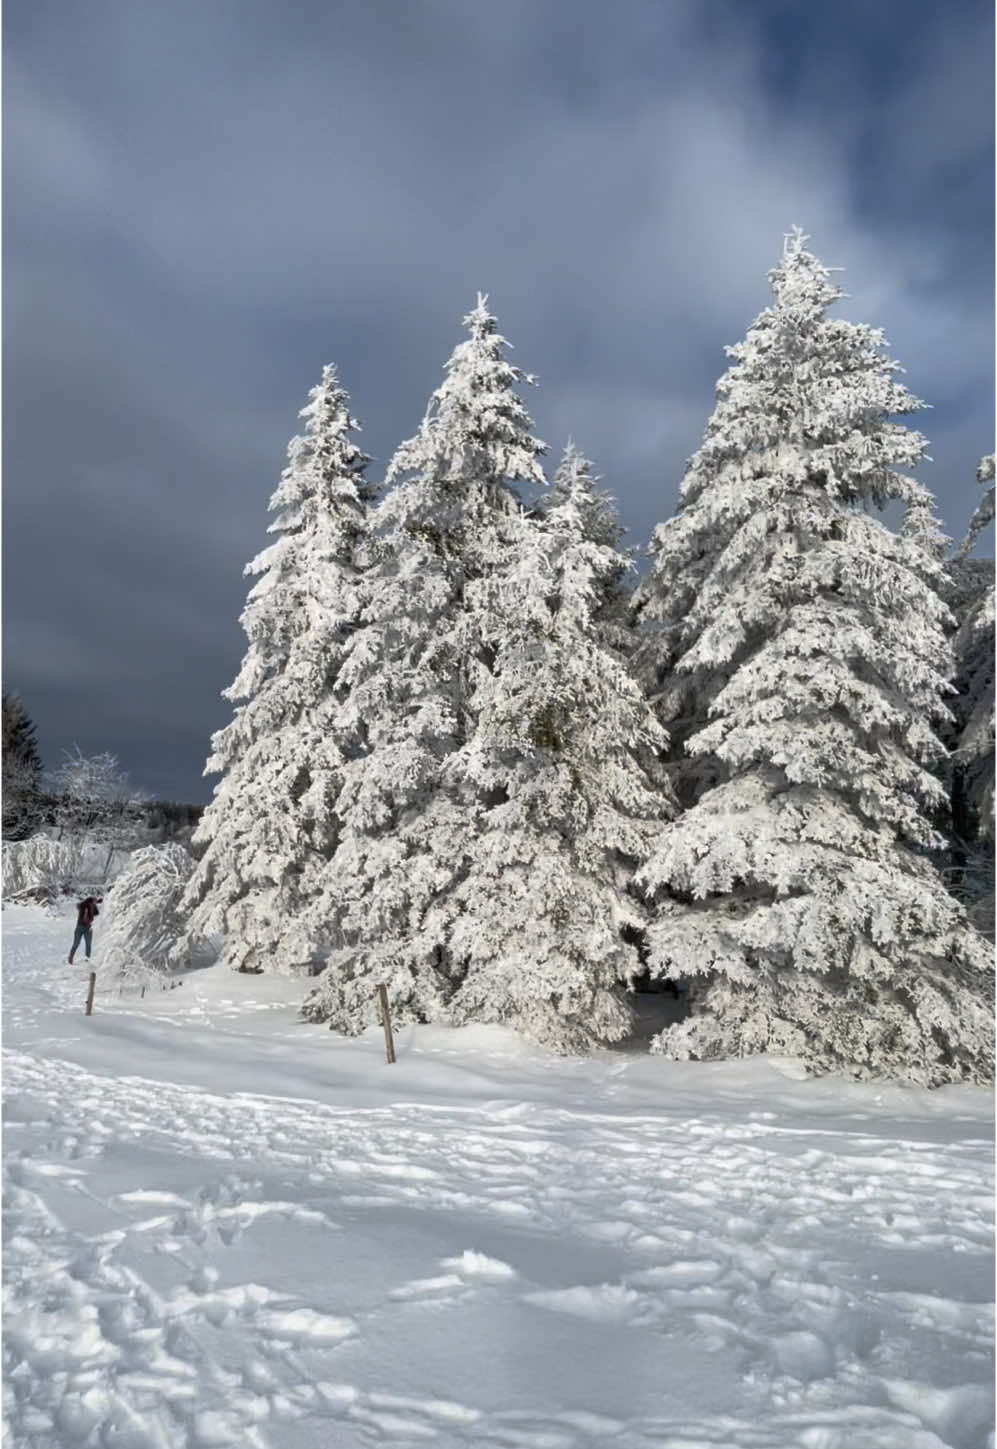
[4,902,994,1449]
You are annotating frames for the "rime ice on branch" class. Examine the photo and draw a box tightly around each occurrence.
[636,230,993,1084]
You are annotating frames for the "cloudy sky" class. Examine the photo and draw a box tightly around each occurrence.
[4,0,994,802]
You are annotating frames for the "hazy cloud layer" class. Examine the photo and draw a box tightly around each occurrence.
[4,0,993,800]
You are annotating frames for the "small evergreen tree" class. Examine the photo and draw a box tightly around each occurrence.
[2,692,44,839]
[184,365,374,974]
[636,230,993,1085]
[302,296,548,1033]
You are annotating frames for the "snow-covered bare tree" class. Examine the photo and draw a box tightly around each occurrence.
[635,229,993,1085]
[183,365,374,974]
[49,747,144,842]
[302,296,549,1034]
[2,692,44,839]
[437,480,675,1050]
[1,835,129,902]
[101,843,196,988]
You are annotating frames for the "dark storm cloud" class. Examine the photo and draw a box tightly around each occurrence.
[4,0,993,801]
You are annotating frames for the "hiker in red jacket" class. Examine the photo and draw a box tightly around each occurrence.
[69,896,101,964]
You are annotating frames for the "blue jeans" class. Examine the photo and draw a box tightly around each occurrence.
[69,925,93,962]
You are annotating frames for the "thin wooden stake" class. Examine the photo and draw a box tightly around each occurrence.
[377,983,396,1065]
[85,972,97,1017]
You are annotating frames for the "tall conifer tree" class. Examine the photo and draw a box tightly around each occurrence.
[636,231,992,1084]
[185,366,373,974]
[302,298,548,1030]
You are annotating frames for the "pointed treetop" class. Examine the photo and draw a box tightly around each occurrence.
[548,441,624,550]
[464,293,495,340]
[547,441,594,529]
[553,439,593,489]
[783,224,809,255]
[262,363,373,534]
[284,365,369,473]
[769,229,842,314]
[387,296,546,489]
[299,363,355,430]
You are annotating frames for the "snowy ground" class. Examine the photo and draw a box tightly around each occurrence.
[3,902,994,1449]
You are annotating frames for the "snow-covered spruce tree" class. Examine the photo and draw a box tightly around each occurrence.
[945,455,995,935]
[2,692,44,839]
[436,481,675,1050]
[183,366,373,974]
[301,296,551,1035]
[635,229,993,1085]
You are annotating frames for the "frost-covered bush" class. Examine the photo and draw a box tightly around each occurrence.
[2,834,131,902]
[100,844,197,987]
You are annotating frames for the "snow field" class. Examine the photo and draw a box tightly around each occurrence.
[3,905,994,1449]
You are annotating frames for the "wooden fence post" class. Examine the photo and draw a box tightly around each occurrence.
[85,972,97,1017]
[377,984,396,1065]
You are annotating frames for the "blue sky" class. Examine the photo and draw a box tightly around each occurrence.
[4,0,993,801]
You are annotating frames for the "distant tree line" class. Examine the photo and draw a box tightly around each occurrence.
[1,700,203,845]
